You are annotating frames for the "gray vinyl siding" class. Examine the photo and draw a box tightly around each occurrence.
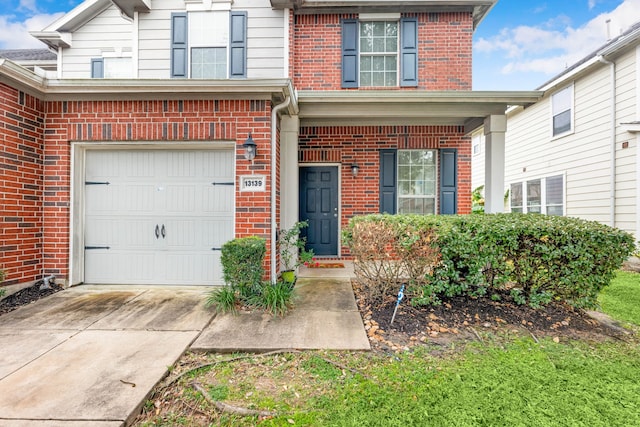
[59,5,133,78]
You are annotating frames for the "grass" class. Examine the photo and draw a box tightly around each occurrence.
[598,270,640,326]
[136,270,640,427]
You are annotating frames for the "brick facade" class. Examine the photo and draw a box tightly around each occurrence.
[298,125,472,255]
[291,12,473,91]
[2,96,276,285]
[0,83,45,286]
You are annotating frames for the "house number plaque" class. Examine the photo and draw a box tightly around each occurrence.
[240,175,266,192]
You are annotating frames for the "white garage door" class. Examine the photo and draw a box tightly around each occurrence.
[84,149,234,285]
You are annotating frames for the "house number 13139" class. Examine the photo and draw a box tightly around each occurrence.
[240,175,266,192]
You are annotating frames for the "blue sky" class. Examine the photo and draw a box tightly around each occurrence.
[1,0,639,90]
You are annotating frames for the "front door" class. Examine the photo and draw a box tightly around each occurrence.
[299,166,339,256]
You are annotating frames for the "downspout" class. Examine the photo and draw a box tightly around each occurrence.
[598,55,616,227]
[271,96,291,282]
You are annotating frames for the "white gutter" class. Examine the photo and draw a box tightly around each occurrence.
[598,55,616,227]
[271,96,291,282]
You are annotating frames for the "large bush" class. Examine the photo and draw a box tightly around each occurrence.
[343,214,635,309]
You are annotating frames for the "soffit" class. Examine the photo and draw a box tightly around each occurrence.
[297,90,542,132]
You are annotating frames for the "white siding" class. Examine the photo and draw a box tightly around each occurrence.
[614,48,638,236]
[486,43,640,239]
[504,65,613,226]
[470,130,485,192]
[136,0,285,79]
[60,5,133,78]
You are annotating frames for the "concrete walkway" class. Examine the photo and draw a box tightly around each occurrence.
[0,272,367,426]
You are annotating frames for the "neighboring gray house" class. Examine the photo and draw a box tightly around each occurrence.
[0,49,57,75]
[472,21,640,240]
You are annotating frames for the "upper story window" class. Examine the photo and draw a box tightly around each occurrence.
[342,16,417,88]
[91,53,132,78]
[170,11,246,79]
[359,21,398,87]
[552,84,573,137]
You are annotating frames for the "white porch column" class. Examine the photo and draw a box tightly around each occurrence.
[280,114,300,231]
[483,114,507,213]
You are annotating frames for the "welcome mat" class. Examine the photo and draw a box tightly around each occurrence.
[306,262,345,268]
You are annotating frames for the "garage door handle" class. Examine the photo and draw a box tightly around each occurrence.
[155,225,160,239]
[161,224,166,239]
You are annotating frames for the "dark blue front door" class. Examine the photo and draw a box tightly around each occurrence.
[299,166,339,256]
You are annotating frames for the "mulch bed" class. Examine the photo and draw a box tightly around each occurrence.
[354,282,632,352]
[0,283,64,316]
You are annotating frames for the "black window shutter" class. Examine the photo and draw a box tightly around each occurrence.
[440,149,457,214]
[91,58,104,78]
[379,149,397,214]
[341,19,359,88]
[230,11,247,78]
[171,12,188,78]
[400,17,418,87]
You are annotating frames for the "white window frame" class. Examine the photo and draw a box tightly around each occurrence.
[509,173,566,216]
[397,149,438,215]
[472,133,483,156]
[188,11,229,79]
[551,84,574,138]
[359,20,399,87]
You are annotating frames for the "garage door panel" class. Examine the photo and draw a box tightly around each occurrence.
[84,149,234,286]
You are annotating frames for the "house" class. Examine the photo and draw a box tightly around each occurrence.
[472,21,640,240]
[0,0,541,288]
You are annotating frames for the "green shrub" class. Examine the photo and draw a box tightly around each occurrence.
[220,236,266,298]
[344,214,635,309]
[207,237,295,316]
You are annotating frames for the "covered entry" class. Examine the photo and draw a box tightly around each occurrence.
[83,149,234,285]
[299,165,339,256]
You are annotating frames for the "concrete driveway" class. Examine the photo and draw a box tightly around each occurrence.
[0,285,214,426]
[0,275,368,426]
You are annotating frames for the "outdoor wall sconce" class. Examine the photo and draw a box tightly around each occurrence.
[242,133,257,161]
[351,163,359,177]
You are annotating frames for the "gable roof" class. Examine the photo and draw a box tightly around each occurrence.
[30,0,150,49]
[538,20,640,91]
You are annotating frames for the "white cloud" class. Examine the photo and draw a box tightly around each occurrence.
[19,0,39,13]
[0,13,64,49]
[588,0,597,10]
[475,0,640,78]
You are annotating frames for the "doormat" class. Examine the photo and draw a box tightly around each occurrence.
[306,262,345,268]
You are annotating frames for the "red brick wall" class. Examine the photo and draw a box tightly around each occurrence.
[292,12,473,91]
[0,83,45,286]
[42,99,275,282]
[298,125,471,255]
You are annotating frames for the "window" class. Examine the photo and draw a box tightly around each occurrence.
[359,21,398,87]
[91,56,132,79]
[552,85,573,136]
[510,174,564,215]
[342,17,417,88]
[472,133,483,156]
[397,150,437,214]
[170,11,246,79]
[510,182,523,213]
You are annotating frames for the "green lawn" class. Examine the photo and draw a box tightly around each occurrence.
[139,271,640,427]
[598,270,640,326]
